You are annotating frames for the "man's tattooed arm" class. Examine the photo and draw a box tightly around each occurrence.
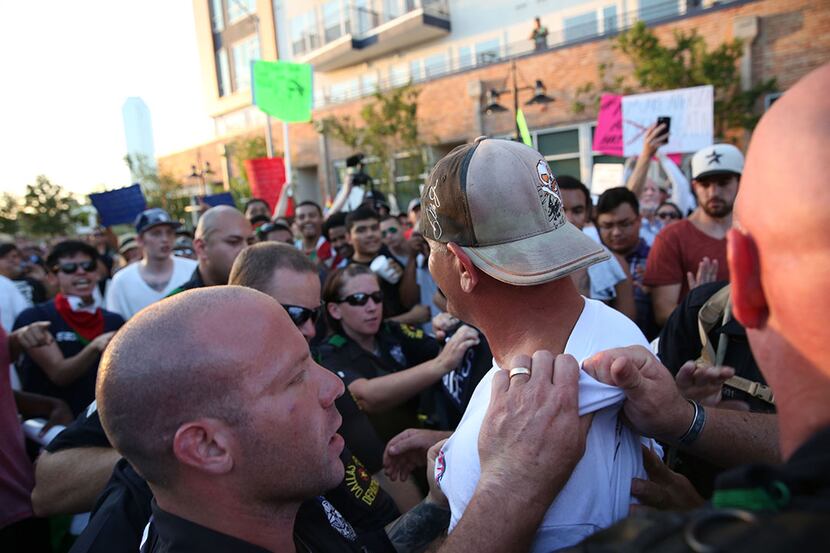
[385,499,451,553]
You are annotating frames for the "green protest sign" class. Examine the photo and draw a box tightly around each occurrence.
[516,109,532,146]
[252,61,313,123]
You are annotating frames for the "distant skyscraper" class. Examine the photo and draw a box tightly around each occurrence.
[122,97,156,184]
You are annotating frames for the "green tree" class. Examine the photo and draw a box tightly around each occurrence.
[0,193,19,235]
[315,85,425,204]
[18,176,87,237]
[572,21,777,137]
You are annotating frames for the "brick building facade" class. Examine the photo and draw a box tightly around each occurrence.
[158,0,830,208]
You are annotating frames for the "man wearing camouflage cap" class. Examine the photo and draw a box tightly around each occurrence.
[421,137,655,551]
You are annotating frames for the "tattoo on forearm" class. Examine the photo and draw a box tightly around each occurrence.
[386,500,451,553]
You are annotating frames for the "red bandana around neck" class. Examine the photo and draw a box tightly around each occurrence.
[54,293,104,344]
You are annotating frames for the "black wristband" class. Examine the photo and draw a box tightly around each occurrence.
[678,400,706,446]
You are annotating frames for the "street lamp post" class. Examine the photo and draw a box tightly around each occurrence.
[482,59,555,141]
[187,161,214,227]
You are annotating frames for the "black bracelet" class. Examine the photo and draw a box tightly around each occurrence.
[678,400,706,445]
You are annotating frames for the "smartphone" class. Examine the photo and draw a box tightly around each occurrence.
[657,116,671,136]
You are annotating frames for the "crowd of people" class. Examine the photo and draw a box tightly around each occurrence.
[2,64,829,552]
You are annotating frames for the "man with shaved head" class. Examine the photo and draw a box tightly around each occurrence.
[567,63,830,549]
[98,287,355,551]
[31,206,250,518]
[169,205,252,293]
[89,285,594,553]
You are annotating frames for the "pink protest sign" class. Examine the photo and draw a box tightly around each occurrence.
[592,94,623,156]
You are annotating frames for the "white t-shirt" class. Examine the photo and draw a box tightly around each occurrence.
[437,298,653,551]
[0,275,29,332]
[105,257,197,319]
[587,247,628,301]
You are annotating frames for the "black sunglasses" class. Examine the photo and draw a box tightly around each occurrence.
[337,291,384,306]
[282,304,322,327]
[54,260,96,274]
[656,211,681,220]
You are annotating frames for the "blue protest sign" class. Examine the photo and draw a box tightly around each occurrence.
[89,184,147,227]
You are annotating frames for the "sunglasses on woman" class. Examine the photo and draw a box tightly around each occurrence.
[282,304,322,327]
[656,211,681,220]
[54,260,97,274]
[337,291,384,306]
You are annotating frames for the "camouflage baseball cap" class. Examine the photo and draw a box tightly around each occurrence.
[420,137,608,285]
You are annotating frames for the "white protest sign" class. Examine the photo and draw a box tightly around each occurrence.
[622,85,713,157]
[589,163,625,195]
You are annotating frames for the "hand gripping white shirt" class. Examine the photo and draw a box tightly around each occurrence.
[436,298,658,551]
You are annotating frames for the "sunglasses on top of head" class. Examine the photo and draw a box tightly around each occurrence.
[337,291,384,306]
[282,304,322,327]
[54,260,97,275]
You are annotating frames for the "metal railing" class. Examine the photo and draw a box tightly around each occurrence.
[292,0,451,57]
[314,0,745,108]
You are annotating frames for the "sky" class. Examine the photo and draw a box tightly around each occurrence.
[0,1,215,198]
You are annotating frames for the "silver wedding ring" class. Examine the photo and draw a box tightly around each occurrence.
[509,367,531,379]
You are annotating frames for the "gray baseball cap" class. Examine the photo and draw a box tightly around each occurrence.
[420,137,608,286]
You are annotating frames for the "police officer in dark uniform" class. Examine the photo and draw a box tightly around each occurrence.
[318,264,479,443]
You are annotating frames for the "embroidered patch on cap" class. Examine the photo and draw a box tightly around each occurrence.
[535,160,566,227]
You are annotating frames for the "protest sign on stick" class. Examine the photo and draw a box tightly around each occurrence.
[622,85,713,156]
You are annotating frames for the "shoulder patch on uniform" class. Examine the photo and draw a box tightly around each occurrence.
[399,323,424,340]
[328,334,347,348]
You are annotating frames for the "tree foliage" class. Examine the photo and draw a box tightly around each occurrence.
[125,153,189,222]
[17,176,87,237]
[0,193,20,236]
[572,21,777,137]
[315,85,424,202]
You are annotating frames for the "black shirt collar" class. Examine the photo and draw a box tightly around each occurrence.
[149,501,272,553]
[715,425,830,511]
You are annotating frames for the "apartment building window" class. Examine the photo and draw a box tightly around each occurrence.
[231,35,259,91]
[538,128,583,179]
[362,72,379,95]
[216,49,231,97]
[534,124,626,183]
[409,59,423,82]
[323,1,343,43]
[330,79,360,102]
[457,46,473,70]
[389,64,409,87]
[227,0,256,25]
[639,0,680,21]
[291,10,320,56]
[603,6,618,34]
[424,52,448,78]
[384,0,402,21]
[210,0,224,32]
[564,11,599,42]
[355,0,379,36]
[475,39,500,64]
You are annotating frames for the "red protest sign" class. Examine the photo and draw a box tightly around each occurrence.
[244,157,294,217]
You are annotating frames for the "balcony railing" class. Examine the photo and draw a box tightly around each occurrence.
[291,0,450,59]
[313,0,745,108]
